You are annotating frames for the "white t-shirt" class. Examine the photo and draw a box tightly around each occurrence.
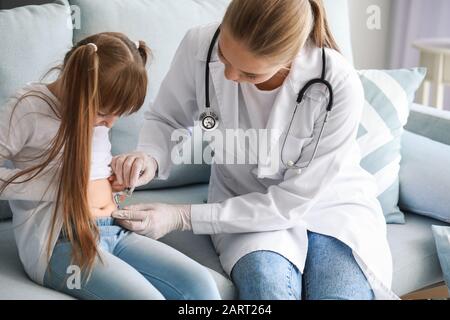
[240,82,281,129]
[91,126,113,181]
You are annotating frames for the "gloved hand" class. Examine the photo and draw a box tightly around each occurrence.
[112,203,192,239]
[109,152,158,192]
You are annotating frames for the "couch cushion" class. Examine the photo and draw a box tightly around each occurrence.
[400,131,450,223]
[388,212,448,296]
[432,226,450,295]
[124,183,210,206]
[357,68,426,224]
[1,185,447,299]
[0,220,74,300]
[0,211,445,299]
[0,201,443,299]
[0,0,73,221]
[0,0,73,105]
[406,103,450,146]
[0,184,236,300]
[129,187,449,297]
[0,199,13,222]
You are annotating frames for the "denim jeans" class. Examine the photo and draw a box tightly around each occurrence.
[231,231,374,300]
[43,217,221,300]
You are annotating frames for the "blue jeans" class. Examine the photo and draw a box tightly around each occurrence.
[43,218,221,300]
[231,232,374,300]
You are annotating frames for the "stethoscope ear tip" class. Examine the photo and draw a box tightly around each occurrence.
[287,162,303,175]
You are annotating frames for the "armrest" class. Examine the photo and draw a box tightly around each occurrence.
[400,131,450,223]
[406,103,450,146]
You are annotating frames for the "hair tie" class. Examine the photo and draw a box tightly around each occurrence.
[87,43,98,52]
[135,41,140,50]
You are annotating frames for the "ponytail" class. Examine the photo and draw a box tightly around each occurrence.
[308,0,340,51]
[51,43,101,273]
[137,40,152,65]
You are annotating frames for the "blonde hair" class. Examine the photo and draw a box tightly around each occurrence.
[222,0,339,64]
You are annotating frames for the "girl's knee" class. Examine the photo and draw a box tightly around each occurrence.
[180,269,221,300]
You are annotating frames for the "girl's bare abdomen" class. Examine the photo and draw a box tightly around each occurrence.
[88,179,117,218]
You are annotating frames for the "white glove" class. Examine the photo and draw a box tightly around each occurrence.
[112,203,192,239]
[110,152,158,191]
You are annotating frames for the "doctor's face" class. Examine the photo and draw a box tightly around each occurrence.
[218,28,289,86]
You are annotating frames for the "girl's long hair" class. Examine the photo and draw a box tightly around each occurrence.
[0,32,151,274]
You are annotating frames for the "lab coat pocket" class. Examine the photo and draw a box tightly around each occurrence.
[280,134,314,170]
[253,134,313,180]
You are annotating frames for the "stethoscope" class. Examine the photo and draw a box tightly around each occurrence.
[200,27,334,170]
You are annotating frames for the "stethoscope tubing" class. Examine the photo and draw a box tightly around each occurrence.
[202,27,335,171]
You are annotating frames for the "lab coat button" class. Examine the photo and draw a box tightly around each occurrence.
[287,160,295,167]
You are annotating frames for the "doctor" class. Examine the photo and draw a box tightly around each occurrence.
[111,0,397,300]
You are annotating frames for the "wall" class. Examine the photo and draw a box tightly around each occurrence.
[1,0,394,71]
[348,0,393,70]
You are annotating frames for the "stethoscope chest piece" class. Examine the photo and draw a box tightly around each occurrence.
[200,110,219,131]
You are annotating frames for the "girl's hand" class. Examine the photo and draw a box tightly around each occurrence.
[110,152,158,191]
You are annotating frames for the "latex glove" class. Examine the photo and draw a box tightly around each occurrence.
[109,152,158,192]
[112,203,192,239]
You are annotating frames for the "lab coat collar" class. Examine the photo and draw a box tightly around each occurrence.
[196,29,327,132]
[265,41,327,136]
[209,61,239,130]
[196,28,328,178]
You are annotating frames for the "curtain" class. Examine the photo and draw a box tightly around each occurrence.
[389,0,450,109]
[390,0,450,69]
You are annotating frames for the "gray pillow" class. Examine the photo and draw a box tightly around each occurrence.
[432,226,450,296]
[400,131,450,223]
[0,0,73,105]
[357,68,426,224]
[0,0,73,220]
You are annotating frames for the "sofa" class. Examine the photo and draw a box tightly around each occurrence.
[1,0,449,300]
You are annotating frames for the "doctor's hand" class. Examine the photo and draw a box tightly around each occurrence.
[112,203,192,240]
[109,152,158,192]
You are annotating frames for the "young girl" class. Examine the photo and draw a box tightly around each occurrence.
[0,32,221,300]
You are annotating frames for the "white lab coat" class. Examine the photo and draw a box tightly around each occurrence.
[138,24,398,300]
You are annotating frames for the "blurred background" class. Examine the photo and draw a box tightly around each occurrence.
[1,0,449,109]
